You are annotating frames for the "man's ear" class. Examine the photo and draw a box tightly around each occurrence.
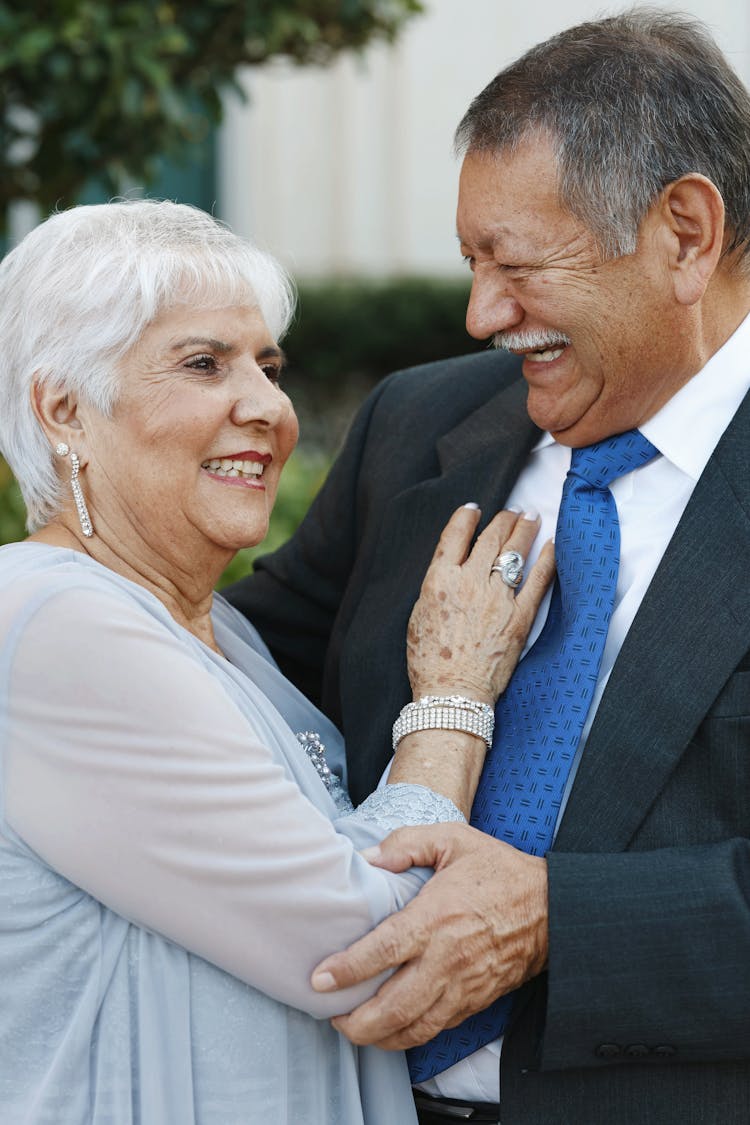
[659,174,726,306]
[31,379,87,462]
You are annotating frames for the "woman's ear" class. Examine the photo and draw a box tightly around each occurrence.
[31,379,87,461]
[659,174,726,306]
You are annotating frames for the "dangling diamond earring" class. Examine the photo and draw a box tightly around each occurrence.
[55,442,93,538]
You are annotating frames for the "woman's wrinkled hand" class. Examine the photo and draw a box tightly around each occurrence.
[407,505,555,705]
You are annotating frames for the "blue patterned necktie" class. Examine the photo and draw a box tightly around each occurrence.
[408,429,660,1083]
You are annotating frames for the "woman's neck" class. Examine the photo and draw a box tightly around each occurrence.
[28,519,226,655]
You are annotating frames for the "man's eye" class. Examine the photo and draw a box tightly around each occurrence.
[497,264,530,282]
[462,254,476,270]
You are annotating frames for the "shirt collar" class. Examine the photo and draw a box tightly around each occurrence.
[640,309,750,481]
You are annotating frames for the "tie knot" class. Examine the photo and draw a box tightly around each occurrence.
[569,429,659,489]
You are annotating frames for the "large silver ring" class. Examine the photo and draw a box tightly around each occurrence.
[490,550,525,588]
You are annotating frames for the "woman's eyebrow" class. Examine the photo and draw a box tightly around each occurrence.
[171,336,233,353]
[258,345,287,363]
[171,340,286,363]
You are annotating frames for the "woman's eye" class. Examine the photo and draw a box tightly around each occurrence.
[261,363,283,385]
[185,354,218,372]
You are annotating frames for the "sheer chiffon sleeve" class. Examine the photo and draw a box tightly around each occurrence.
[3,583,453,1019]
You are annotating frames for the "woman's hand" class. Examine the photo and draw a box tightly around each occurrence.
[407,505,555,705]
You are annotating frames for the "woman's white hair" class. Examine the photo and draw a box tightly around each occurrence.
[0,199,296,531]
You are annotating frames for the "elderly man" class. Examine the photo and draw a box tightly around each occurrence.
[226,9,750,1124]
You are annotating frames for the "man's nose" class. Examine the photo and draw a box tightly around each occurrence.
[465,274,523,340]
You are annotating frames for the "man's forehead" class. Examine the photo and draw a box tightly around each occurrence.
[456,181,554,252]
[456,219,525,254]
[456,143,586,251]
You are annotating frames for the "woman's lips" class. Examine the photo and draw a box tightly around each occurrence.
[201,455,269,483]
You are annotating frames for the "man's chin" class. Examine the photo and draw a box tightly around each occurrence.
[527,392,581,438]
[526,385,612,446]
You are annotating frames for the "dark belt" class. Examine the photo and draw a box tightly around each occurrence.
[413,1090,501,1123]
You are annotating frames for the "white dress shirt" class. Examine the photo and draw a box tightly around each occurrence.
[420,310,750,1103]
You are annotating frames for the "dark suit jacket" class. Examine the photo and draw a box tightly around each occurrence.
[226,350,750,1125]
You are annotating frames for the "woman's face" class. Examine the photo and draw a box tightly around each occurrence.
[83,303,299,566]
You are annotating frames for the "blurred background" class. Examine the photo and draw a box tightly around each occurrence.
[2,0,749,581]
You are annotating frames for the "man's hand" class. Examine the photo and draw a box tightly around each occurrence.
[311,822,549,1049]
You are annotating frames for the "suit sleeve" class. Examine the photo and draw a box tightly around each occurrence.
[540,663,750,1070]
[542,837,750,1067]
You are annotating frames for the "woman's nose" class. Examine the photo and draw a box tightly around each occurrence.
[465,274,524,340]
[230,368,289,429]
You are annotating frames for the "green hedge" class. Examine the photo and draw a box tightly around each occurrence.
[280,276,479,450]
[286,276,475,384]
[0,276,477,581]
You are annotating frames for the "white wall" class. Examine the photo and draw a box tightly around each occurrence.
[218,0,750,278]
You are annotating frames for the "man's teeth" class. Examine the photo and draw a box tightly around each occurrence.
[202,458,265,479]
[526,346,566,363]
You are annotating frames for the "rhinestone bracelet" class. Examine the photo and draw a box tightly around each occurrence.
[392,695,494,750]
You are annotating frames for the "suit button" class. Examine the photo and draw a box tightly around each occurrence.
[595,1043,622,1059]
[653,1044,677,1058]
[624,1044,649,1058]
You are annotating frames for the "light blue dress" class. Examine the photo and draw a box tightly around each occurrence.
[0,544,464,1124]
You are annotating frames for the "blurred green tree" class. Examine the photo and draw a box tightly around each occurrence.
[0,0,423,229]
[0,458,25,545]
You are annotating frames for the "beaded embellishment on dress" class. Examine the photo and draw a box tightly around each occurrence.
[296,731,354,814]
[295,735,467,827]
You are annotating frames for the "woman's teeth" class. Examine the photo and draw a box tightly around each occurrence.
[202,458,265,479]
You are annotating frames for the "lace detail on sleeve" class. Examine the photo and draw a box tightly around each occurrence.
[349,783,466,832]
[295,732,466,827]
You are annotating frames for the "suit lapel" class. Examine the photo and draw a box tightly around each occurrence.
[435,376,535,478]
[340,377,540,800]
[369,377,538,585]
[555,390,750,851]
[398,378,539,531]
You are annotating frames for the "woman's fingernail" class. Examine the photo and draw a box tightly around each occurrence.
[359,845,382,862]
[507,505,523,514]
[311,970,337,992]
[462,501,480,510]
[523,508,540,521]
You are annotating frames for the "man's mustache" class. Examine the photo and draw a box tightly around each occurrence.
[492,330,571,351]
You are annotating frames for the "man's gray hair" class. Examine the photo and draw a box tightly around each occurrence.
[455,7,750,261]
[0,199,295,532]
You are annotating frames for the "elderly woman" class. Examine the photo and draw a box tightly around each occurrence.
[0,201,553,1124]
